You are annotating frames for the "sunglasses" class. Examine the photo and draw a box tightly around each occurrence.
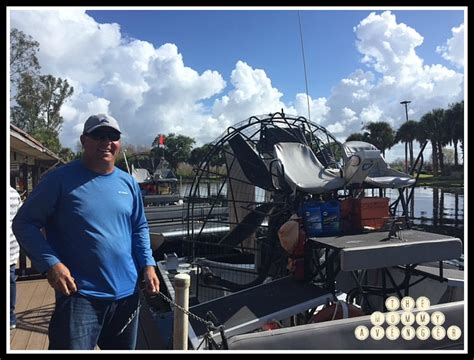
[87,131,121,142]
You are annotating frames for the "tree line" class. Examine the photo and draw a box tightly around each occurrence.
[346,100,464,175]
[115,134,226,176]
[10,28,75,161]
[10,28,464,176]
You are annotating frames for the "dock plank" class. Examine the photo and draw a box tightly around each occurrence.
[10,279,55,351]
[24,280,51,350]
[10,328,33,351]
[10,280,40,350]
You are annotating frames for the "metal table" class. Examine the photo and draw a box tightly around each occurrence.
[309,229,462,271]
[306,229,462,305]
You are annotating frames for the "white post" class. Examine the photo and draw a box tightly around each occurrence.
[173,273,190,350]
[122,150,131,174]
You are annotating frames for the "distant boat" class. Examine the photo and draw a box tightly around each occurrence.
[126,152,181,206]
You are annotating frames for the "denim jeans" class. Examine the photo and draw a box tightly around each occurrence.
[48,291,141,350]
[10,265,17,327]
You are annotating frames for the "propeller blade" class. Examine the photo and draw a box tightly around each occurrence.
[228,134,275,191]
[218,202,275,248]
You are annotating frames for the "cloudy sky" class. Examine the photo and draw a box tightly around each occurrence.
[8,7,465,162]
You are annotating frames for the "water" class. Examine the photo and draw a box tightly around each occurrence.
[179,181,226,199]
[384,187,464,224]
[384,187,464,242]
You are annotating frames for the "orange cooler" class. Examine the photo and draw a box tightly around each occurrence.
[352,197,389,230]
[340,198,353,232]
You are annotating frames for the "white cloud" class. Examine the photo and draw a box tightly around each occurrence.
[436,23,465,68]
[9,9,464,164]
[11,9,121,86]
[322,69,373,135]
[326,122,346,135]
[355,11,424,80]
[10,10,227,149]
[293,94,329,123]
[212,60,291,128]
[342,107,357,120]
[324,10,463,161]
[360,104,384,126]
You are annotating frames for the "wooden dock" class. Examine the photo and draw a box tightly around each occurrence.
[9,278,161,351]
[9,278,54,351]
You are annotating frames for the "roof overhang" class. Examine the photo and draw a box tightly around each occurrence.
[10,124,64,163]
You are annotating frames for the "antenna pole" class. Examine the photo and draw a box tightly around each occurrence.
[298,11,311,121]
[123,150,131,174]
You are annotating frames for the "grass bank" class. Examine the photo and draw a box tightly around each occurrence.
[416,172,464,188]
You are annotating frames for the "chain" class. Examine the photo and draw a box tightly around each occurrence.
[150,291,217,331]
[117,302,142,335]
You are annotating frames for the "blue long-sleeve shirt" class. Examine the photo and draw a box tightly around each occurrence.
[12,160,156,300]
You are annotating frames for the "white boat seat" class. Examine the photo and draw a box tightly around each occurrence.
[342,149,381,186]
[365,174,416,188]
[343,141,416,189]
[273,142,345,194]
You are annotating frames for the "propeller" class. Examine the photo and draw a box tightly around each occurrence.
[228,134,275,191]
[186,113,354,293]
[218,202,276,248]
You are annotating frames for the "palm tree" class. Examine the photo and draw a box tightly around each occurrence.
[419,109,445,175]
[396,120,419,172]
[345,133,367,142]
[432,109,446,174]
[444,101,464,166]
[362,121,396,157]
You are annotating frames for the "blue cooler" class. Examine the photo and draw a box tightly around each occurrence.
[322,200,340,235]
[302,200,324,236]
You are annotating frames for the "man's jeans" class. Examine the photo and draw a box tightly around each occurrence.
[10,265,17,327]
[48,292,141,350]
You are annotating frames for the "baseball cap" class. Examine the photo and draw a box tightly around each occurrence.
[83,114,121,134]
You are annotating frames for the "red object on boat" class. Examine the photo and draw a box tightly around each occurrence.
[261,321,282,331]
[311,301,365,323]
[159,134,165,148]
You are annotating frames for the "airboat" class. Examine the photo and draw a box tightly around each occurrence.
[142,111,464,351]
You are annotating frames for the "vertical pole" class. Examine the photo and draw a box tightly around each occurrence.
[123,150,130,174]
[400,101,411,173]
[173,273,190,350]
[404,103,409,173]
[297,11,311,121]
[400,100,412,217]
[405,142,408,173]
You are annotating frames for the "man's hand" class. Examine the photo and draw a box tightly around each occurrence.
[47,262,77,296]
[143,265,160,295]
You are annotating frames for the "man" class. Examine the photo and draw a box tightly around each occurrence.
[12,114,160,350]
[9,184,22,330]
